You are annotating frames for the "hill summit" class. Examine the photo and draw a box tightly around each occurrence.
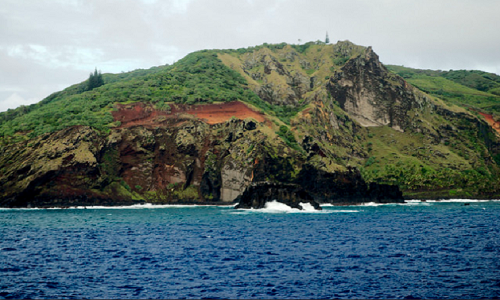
[1,41,499,207]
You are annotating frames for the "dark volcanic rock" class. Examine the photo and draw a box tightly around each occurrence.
[234,182,322,210]
[367,182,404,203]
[295,165,368,204]
[295,164,404,204]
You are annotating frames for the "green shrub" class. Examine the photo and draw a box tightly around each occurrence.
[121,180,131,191]
[276,125,302,153]
[365,156,376,167]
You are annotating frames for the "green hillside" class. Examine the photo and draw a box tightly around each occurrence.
[0,52,256,144]
[387,65,500,115]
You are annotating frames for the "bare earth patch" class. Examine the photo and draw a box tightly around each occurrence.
[478,111,500,134]
[112,101,267,128]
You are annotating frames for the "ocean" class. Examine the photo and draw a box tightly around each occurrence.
[1,200,499,299]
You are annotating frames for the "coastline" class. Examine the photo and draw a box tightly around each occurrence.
[2,198,499,210]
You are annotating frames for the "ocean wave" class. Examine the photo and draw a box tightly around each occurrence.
[359,202,406,207]
[0,203,236,210]
[231,201,359,214]
[425,199,498,203]
[320,202,404,207]
[406,199,500,203]
[232,201,320,214]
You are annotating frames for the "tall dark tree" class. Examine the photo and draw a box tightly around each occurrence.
[87,68,104,91]
[325,31,330,44]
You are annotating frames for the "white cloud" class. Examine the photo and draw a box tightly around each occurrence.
[6,44,106,70]
[0,93,38,112]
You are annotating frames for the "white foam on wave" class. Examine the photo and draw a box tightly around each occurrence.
[313,204,360,212]
[80,203,235,209]
[321,202,403,207]
[405,199,500,204]
[3,199,497,211]
[404,201,431,206]
[0,203,235,210]
[263,201,304,213]
[360,202,403,207]
[298,202,317,211]
[320,199,500,207]
[232,200,331,214]
[404,200,424,203]
[424,199,498,203]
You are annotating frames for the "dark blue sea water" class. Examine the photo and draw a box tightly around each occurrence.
[1,200,500,299]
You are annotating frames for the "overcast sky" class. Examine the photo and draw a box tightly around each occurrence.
[1,0,499,112]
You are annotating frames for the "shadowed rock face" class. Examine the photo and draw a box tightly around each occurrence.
[368,182,404,203]
[295,165,404,205]
[234,182,322,210]
[233,169,404,210]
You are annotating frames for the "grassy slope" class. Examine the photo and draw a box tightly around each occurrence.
[387,65,500,115]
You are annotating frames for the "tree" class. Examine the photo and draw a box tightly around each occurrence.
[87,68,104,91]
[325,31,330,44]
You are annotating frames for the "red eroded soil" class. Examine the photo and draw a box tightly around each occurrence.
[478,111,500,134]
[112,101,267,128]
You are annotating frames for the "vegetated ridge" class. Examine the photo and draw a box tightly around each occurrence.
[1,40,499,207]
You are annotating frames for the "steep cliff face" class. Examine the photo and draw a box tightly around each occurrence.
[218,41,366,108]
[0,102,309,207]
[0,103,404,207]
[326,47,430,132]
[0,126,109,207]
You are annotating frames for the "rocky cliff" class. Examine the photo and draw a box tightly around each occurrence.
[0,102,406,208]
[0,105,277,207]
[326,47,430,132]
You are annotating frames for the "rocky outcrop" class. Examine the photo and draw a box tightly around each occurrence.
[220,160,253,202]
[327,47,430,132]
[234,182,322,210]
[295,165,404,204]
[233,168,404,209]
[367,183,404,203]
[0,126,137,208]
[239,48,315,106]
